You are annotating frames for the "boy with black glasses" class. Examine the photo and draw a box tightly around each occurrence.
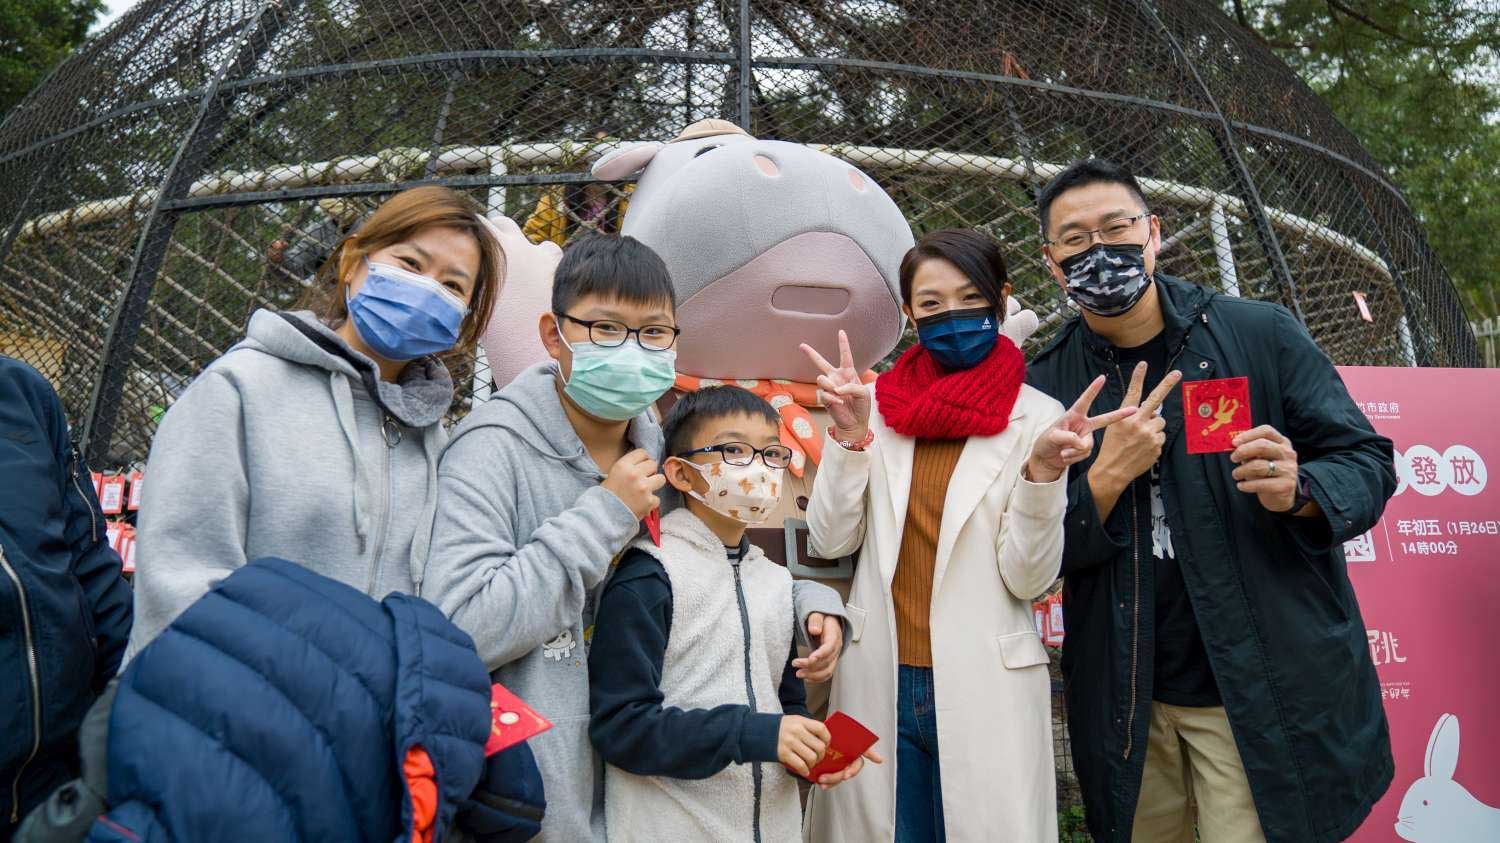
[589,386,871,843]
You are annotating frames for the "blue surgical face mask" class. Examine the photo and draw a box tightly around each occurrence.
[915,306,1000,370]
[560,335,678,421]
[346,259,468,361]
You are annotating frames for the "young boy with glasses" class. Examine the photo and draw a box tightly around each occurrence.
[588,386,871,842]
[423,235,847,842]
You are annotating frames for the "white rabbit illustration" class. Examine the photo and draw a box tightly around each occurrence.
[1395,713,1500,842]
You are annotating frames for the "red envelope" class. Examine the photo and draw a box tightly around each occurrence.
[1183,377,1252,454]
[801,711,879,781]
[644,508,661,546]
[484,683,552,756]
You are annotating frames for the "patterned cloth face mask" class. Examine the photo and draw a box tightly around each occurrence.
[1059,243,1151,317]
[678,459,784,525]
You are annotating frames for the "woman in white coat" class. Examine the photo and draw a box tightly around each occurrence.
[800,229,1132,842]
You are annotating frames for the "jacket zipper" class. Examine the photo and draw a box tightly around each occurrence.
[1119,339,1195,762]
[730,558,763,843]
[365,414,400,596]
[1112,359,1143,762]
[1,544,42,822]
[69,446,96,540]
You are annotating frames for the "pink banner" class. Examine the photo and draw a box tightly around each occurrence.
[1338,367,1500,842]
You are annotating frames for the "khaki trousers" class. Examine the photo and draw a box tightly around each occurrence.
[1131,702,1267,843]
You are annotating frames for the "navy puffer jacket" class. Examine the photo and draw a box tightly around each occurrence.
[88,557,494,842]
[0,355,132,829]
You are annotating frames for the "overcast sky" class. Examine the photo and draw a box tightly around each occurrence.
[94,0,136,32]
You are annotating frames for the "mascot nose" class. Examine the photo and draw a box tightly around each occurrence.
[772,285,850,316]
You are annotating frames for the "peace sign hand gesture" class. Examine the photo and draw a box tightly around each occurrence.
[801,330,871,443]
[1026,375,1140,483]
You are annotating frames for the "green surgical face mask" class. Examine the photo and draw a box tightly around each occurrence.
[561,338,677,421]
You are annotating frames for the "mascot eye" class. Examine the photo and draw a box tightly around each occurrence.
[694,144,724,157]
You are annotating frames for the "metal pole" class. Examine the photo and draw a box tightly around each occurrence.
[80,0,294,464]
[1208,201,1239,297]
[1346,181,1435,366]
[737,0,752,130]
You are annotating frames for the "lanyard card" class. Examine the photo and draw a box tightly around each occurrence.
[801,711,879,781]
[1183,377,1252,454]
[128,471,144,511]
[99,474,126,515]
[485,683,553,756]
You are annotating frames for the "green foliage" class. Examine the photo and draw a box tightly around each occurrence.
[1223,0,1500,320]
[0,0,103,115]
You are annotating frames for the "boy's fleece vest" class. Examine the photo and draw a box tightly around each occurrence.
[605,509,801,842]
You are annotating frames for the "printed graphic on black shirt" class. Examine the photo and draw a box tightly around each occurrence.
[1149,463,1176,561]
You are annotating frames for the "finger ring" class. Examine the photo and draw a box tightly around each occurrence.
[1267,460,1277,477]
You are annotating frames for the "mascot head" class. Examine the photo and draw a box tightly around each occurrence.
[592,119,913,383]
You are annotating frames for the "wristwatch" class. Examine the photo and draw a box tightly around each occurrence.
[1282,473,1314,515]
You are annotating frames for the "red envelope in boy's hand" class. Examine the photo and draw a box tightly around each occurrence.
[485,683,552,756]
[802,712,879,781]
[1183,376,1252,454]
[644,508,661,546]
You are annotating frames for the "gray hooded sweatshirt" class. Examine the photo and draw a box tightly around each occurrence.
[422,362,846,843]
[129,309,454,656]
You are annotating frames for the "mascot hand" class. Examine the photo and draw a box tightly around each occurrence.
[1000,297,1040,347]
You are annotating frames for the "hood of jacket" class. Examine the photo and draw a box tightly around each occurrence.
[241,309,454,429]
[465,360,663,473]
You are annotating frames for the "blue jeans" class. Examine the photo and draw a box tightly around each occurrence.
[896,665,946,842]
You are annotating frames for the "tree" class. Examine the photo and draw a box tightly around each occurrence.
[1223,0,1500,321]
[0,0,104,116]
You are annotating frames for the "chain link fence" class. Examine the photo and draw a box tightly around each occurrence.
[0,1,1481,837]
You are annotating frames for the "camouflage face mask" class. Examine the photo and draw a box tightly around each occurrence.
[1059,242,1150,317]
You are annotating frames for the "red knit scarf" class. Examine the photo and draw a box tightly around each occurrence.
[875,336,1026,439]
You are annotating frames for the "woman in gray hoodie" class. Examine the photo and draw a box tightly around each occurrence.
[128,186,504,655]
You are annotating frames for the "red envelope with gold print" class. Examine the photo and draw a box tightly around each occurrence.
[1183,377,1252,454]
[485,683,553,756]
[801,711,879,781]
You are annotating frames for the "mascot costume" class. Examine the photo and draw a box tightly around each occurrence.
[479,120,1041,718]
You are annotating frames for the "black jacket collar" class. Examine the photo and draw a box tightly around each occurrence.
[1039,274,1215,364]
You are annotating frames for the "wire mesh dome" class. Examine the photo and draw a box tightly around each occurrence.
[0,0,1479,462]
[0,4,1477,834]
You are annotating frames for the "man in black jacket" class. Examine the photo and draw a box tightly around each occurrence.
[1025,160,1395,843]
[1,354,132,838]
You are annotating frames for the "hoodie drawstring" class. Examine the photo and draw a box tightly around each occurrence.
[330,371,371,550]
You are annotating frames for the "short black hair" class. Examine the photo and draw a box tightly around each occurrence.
[551,233,677,316]
[899,228,1008,312]
[663,386,781,459]
[1037,159,1150,238]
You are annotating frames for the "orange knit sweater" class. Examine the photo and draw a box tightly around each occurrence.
[892,438,967,667]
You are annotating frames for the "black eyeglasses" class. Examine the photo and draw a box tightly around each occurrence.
[1045,213,1152,253]
[557,313,680,351]
[677,442,794,469]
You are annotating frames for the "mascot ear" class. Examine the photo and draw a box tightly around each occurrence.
[1000,296,1041,347]
[478,213,564,391]
[592,142,665,180]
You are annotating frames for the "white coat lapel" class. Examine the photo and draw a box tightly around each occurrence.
[929,404,1027,598]
[872,387,915,588]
